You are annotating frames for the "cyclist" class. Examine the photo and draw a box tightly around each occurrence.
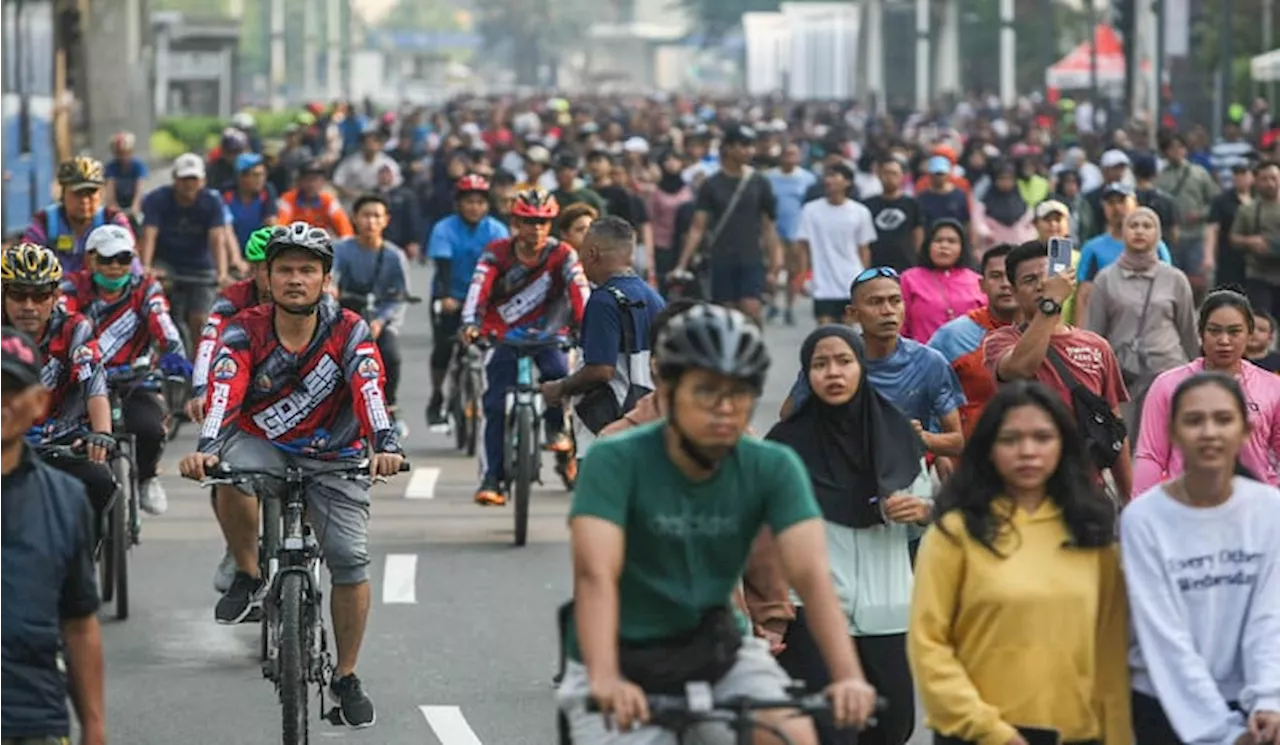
[60,225,192,516]
[0,243,115,532]
[222,152,279,253]
[189,226,275,423]
[425,174,510,426]
[178,221,404,729]
[277,161,355,239]
[104,131,148,226]
[138,153,232,355]
[22,156,136,275]
[459,187,590,506]
[558,305,878,741]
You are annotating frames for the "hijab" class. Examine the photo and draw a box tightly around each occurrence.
[1117,205,1162,273]
[656,149,687,194]
[765,326,925,529]
[982,161,1028,227]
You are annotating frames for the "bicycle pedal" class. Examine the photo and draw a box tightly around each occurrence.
[241,607,264,624]
[323,707,344,726]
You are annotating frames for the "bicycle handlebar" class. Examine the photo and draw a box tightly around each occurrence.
[338,290,424,305]
[580,689,887,729]
[197,458,411,489]
[479,331,575,353]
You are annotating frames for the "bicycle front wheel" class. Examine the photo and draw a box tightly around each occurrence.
[465,370,483,457]
[279,572,311,744]
[513,406,536,547]
[110,453,131,620]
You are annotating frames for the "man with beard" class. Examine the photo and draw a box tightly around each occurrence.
[0,243,115,533]
[1,326,107,745]
[928,244,1020,436]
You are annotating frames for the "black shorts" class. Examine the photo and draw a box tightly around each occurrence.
[813,298,847,321]
[431,307,462,371]
[709,262,765,303]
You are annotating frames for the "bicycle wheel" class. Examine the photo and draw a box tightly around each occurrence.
[464,371,483,457]
[259,496,282,666]
[450,392,467,451]
[110,453,131,620]
[279,572,310,745]
[513,406,536,547]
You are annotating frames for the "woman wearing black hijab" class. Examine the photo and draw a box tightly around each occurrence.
[765,325,926,745]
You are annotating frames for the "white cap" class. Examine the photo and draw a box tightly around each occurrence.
[1100,149,1131,168]
[173,152,206,179]
[623,136,650,155]
[231,111,255,129]
[85,224,136,258]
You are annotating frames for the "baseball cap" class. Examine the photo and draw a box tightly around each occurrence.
[1035,199,1070,219]
[299,160,327,177]
[85,224,136,258]
[173,153,206,179]
[1,326,43,390]
[722,124,757,146]
[1102,181,1135,199]
[524,145,551,165]
[1100,149,1131,168]
[236,152,264,173]
[553,151,580,170]
[623,136,650,155]
[927,155,952,175]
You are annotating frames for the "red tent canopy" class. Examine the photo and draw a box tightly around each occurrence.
[1045,25,1145,89]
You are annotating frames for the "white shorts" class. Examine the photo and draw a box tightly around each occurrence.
[556,637,792,745]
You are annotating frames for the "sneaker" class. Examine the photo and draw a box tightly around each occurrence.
[212,550,236,593]
[140,478,168,515]
[544,432,573,453]
[215,571,264,625]
[426,402,448,427]
[474,479,507,507]
[329,673,376,728]
[395,419,410,439]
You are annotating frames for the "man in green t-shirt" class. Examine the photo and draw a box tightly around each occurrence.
[557,304,878,742]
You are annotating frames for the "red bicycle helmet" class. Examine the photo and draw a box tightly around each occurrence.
[455,174,491,195]
[511,187,560,219]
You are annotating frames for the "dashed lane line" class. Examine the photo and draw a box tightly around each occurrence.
[420,705,484,745]
[405,467,442,499]
[381,554,418,604]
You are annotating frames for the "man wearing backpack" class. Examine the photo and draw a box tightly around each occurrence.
[541,217,664,460]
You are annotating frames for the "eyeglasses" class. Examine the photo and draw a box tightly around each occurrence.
[518,217,551,227]
[4,287,56,303]
[851,266,900,291]
[93,253,134,266]
[689,381,758,410]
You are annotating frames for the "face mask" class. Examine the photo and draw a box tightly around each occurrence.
[92,272,131,292]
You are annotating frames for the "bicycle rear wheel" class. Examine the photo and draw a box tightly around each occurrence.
[110,453,131,620]
[513,406,536,547]
[464,371,483,457]
[279,572,310,744]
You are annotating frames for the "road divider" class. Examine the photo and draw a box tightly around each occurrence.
[381,554,418,604]
[405,467,441,499]
[420,705,483,745]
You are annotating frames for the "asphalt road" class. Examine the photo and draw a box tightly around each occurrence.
[99,256,931,744]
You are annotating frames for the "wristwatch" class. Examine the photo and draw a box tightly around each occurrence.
[1038,298,1063,316]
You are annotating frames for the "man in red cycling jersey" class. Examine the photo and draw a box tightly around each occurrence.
[60,225,191,516]
[189,226,275,423]
[459,187,590,506]
[1,243,116,532]
[179,221,403,730]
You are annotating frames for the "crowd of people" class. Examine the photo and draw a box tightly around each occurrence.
[2,92,1280,745]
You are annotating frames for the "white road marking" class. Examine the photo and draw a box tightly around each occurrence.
[405,467,441,499]
[420,705,483,745]
[381,554,418,604]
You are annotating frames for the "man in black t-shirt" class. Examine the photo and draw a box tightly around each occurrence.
[586,150,636,224]
[1206,163,1255,289]
[863,156,925,270]
[1132,154,1181,246]
[671,124,780,323]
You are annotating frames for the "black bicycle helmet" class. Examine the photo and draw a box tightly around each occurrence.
[656,304,770,390]
[265,221,334,271]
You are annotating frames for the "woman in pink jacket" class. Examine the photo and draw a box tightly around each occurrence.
[1133,289,1280,496]
[899,219,986,343]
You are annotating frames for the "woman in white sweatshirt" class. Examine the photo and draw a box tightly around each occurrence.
[1121,372,1280,745]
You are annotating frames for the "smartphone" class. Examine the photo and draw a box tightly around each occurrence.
[1048,236,1073,276]
[1017,727,1063,745]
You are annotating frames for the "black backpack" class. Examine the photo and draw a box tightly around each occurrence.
[575,285,652,434]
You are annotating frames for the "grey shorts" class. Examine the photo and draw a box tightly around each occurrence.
[153,260,218,321]
[556,638,793,745]
[220,431,372,585]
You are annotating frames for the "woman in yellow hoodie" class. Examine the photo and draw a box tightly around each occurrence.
[909,380,1131,745]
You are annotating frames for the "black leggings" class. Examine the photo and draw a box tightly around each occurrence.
[776,608,915,745]
[121,388,166,481]
[1131,690,1243,745]
[431,309,461,373]
[45,456,115,541]
[377,329,402,408]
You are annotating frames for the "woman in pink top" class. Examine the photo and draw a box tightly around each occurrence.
[972,161,1038,252]
[643,149,693,280]
[900,219,987,343]
[1134,289,1280,495]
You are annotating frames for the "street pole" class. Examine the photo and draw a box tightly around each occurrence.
[269,0,285,111]
[1089,0,1098,126]
[1265,0,1275,108]
[304,0,319,100]
[1000,0,1016,108]
[1154,0,1164,138]
[866,0,883,114]
[915,0,929,111]
[1220,0,1233,140]
[327,0,341,100]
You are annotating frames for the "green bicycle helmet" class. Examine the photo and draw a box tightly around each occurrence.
[244,226,274,263]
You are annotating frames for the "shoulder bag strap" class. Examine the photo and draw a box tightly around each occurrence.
[704,166,755,252]
[1043,344,1083,393]
[605,284,640,385]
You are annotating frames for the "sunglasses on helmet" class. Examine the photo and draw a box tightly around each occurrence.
[850,266,900,291]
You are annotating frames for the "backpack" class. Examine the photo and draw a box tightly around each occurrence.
[574,285,654,434]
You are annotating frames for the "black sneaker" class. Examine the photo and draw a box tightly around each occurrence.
[214,571,264,625]
[330,673,376,728]
[426,395,447,427]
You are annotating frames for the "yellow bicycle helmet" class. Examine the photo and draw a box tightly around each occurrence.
[1,243,64,287]
[57,156,105,189]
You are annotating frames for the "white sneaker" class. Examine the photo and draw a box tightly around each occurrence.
[395,419,410,439]
[213,550,236,594]
[140,478,169,515]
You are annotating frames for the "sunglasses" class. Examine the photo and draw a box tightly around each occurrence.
[4,287,56,303]
[851,266,900,290]
[518,217,552,227]
[94,253,134,266]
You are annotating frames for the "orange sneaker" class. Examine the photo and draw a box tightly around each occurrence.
[545,433,574,454]
[474,480,507,506]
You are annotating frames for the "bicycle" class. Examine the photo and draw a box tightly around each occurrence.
[442,323,485,455]
[200,458,410,745]
[37,440,128,620]
[479,330,576,546]
[571,684,883,745]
